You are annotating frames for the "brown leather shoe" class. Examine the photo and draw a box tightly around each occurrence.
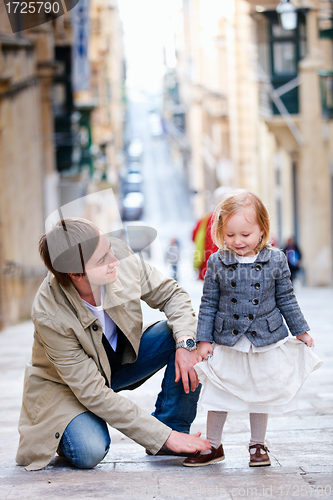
[249,444,271,467]
[183,444,225,467]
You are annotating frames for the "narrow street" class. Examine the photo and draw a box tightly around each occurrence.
[125,90,196,283]
[0,92,332,499]
[0,286,332,499]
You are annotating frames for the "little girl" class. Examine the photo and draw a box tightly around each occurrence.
[184,190,322,468]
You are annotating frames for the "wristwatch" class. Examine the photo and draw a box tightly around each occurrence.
[175,338,196,351]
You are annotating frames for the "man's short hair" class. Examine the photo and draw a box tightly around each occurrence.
[39,218,100,287]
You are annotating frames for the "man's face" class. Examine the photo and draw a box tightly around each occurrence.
[84,234,120,287]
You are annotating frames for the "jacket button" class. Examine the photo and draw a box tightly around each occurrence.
[251,330,257,337]
[231,298,237,304]
[252,298,259,305]
[92,325,98,331]
[232,329,239,336]
[229,265,236,271]
[233,314,239,320]
[248,314,254,321]
[255,264,262,271]
[55,432,60,439]
[231,281,236,288]
[254,283,261,290]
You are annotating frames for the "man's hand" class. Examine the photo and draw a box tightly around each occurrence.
[196,341,213,361]
[175,347,199,394]
[164,430,211,454]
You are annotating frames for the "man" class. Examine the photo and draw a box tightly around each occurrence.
[16,218,209,470]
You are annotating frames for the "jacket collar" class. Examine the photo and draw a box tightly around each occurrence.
[218,246,272,266]
[103,279,125,309]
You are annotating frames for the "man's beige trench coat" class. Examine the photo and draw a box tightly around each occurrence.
[16,238,197,470]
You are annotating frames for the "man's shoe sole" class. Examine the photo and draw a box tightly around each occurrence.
[249,460,271,467]
[183,455,225,467]
[146,449,196,458]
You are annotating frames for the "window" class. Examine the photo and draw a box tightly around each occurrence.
[257,11,307,115]
[53,83,67,116]
[273,42,297,75]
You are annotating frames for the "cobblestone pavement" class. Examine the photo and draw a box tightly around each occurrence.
[0,281,332,500]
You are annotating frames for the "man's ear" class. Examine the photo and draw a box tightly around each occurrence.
[69,273,84,282]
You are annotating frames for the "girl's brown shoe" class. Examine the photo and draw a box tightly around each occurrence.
[183,444,225,467]
[249,444,271,467]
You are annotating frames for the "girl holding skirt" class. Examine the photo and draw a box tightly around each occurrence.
[184,190,322,468]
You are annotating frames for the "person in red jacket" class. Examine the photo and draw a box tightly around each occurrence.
[192,187,232,280]
[192,214,217,280]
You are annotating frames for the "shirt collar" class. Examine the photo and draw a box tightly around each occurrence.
[218,246,272,266]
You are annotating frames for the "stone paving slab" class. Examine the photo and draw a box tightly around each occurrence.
[0,284,333,499]
[1,456,333,500]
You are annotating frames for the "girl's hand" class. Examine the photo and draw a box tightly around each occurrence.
[296,332,314,347]
[196,341,214,361]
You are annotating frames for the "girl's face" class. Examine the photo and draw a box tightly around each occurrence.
[223,207,264,257]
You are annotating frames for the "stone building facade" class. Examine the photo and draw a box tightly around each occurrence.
[0,0,125,328]
[0,9,56,328]
[169,0,333,285]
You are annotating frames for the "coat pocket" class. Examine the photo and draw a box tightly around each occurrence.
[266,310,283,333]
[214,313,224,333]
[29,381,56,424]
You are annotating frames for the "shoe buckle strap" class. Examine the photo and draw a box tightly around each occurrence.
[249,444,270,452]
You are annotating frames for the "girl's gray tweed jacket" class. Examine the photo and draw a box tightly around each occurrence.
[196,246,309,348]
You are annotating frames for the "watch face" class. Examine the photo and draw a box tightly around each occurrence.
[186,338,196,349]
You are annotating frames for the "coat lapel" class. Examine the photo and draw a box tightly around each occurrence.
[52,276,113,384]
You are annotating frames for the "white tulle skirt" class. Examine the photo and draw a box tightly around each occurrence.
[195,337,322,414]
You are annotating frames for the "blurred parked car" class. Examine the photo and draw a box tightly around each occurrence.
[113,222,157,258]
[122,192,145,221]
[128,138,143,162]
[123,173,143,194]
[128,161,142,174]
[148,113,163,138]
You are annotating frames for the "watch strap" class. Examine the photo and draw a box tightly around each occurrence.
[176,338,196,351]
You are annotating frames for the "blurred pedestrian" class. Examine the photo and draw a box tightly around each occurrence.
[192,187,232,280]
[192,213,217,280]
[282,236,302,282]
[166,237,180,281]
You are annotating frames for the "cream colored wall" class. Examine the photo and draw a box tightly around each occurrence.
[256,120,278,241]
[0,14,60,326]
[233,0,259,192]
[0,86,44,268]
[280,149,294,244]
[0,50,46,325]
[297,10,332,285]
[225,3,240,190]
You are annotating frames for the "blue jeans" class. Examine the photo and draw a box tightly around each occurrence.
[59,320,200,468]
